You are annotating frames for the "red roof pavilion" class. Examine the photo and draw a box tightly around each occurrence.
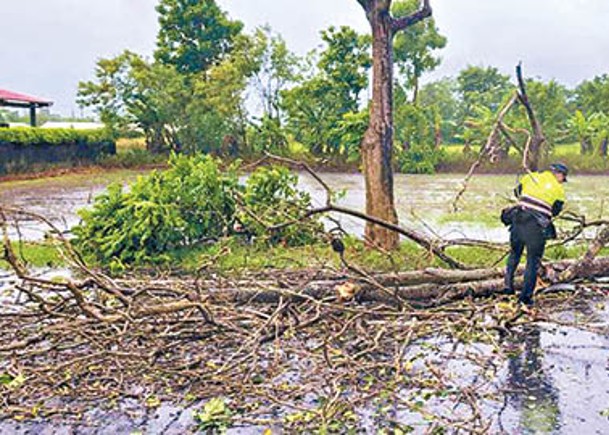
[0,88,53,127]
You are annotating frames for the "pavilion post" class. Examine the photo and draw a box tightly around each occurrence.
[29,105,37,127]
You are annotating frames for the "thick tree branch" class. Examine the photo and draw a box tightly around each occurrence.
[268,204,468,270]
[516,62,545,171]
[356,0,372,15]
[391,0,432,32]
[260,153,469,269]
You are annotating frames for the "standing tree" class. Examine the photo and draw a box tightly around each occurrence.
[355,0,432,250]
[282,26,371,157]
[574,74,609,116]
[392,0,446,104]
[457,65,512,121]
[155,0,243,74]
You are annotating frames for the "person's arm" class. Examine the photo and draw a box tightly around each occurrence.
[514,183,523,198]
[551,200,564,217]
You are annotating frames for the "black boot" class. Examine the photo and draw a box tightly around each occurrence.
[518,295,534,306]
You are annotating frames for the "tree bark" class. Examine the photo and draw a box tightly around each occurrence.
[358,0,432,251]
[361,3,399,250]
[198,256,609,307]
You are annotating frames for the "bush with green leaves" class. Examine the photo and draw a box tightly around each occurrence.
[72,154,321,269]
[397,142,445,174]
[240,165,322,246]
[0,127,115,146]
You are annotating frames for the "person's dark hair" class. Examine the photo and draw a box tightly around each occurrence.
[550,163,568,180]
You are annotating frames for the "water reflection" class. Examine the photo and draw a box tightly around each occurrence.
[501,325,561,434]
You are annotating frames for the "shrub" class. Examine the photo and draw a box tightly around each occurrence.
[397,143,445,174]
[0,127,114,146]
[72,154,321,269]
[240,166,322,246]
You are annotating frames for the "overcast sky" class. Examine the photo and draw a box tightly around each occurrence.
[2,0,609,116]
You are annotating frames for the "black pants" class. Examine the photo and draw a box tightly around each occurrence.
[505,211,546,303]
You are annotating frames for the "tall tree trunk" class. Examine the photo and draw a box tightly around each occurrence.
[361,6,399,249]
[357,0,432,251]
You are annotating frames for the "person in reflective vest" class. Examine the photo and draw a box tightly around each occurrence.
[503,163,568,306]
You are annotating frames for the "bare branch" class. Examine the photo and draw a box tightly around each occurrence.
[264,152,334,206]
[391,0,432,33]
[452,92,519,211]
[516,62,545,171]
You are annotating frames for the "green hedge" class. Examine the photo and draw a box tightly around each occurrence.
[0,128,116,175]
[0,127,114,146]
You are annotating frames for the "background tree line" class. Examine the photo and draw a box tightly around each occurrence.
[77,0,609,173]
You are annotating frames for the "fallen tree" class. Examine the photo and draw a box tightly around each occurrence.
[1,199,609,431]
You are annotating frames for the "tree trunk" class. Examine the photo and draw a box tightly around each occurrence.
[357,0,432,250]
[599,137,608,157]
[581,138,591,155]
[361,4,399,250]
[411,75,419,105]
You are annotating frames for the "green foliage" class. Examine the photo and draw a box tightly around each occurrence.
[72,156,321,268]
[574,74,609,115]
[240,166,322,246]
[155,0,243,74]
[418,78,460,144]
[317,26,372,106]
[247,26,300,120]
[79,37,255,155]
[327,110,369,163]
[566,110,604,155]
[282,26,370,157]
[392,0,447,103]
[0,127,114,147]
[73,154,238,268]
[394,96,434,147]
[194,397,233,433]
[247,115,288,154]
[524,79,569,146]
[457,65,512,120]
[394,94,446,173]
[77,51,145,137]
[397,142,445,174]
[98,149,168,168]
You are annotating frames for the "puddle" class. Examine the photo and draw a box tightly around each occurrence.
[2,171,607,243]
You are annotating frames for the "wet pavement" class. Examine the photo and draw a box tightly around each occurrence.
[1,170,609,433]
[1,296,608,434]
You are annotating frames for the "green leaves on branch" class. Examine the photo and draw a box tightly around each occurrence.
[241,166,322,246]
[72,155,321,269]
[392,0,447,103]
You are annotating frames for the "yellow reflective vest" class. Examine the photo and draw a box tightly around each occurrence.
[517,171,565,216]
